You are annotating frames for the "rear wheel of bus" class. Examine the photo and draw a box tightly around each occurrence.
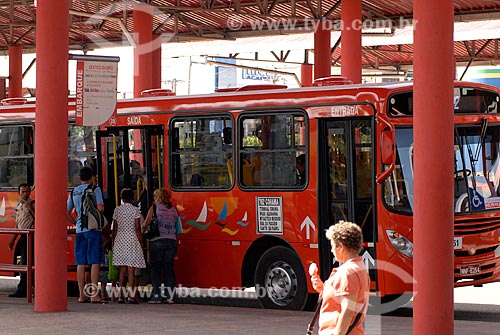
[254,246,308,310]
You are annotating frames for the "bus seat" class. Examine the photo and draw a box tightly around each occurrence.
[242,159,253,186]
[227,158,253,185]
[190,173,203,186]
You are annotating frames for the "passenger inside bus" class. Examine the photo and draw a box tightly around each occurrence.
[223,127,232,150]
[68,159,83,186]
[296,154,306,185]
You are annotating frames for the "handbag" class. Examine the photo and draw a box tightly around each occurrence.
[107,250,120,282]
[305,298,322,335]
[143,205,160,240]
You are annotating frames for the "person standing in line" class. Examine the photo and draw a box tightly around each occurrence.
[112,188,146,304]
[7,183,35,298]
[310,221,370,335]
[67,166,106,303]
[142,188,179,304]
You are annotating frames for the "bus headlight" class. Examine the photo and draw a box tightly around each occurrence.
[386,230,414,259]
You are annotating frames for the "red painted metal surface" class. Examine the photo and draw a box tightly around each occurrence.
[414,0,455,333]
[8,45,23,98]
[34,0,69,312]
[314,26,331,80]
[341,0,362,84]
[133,4,153,98]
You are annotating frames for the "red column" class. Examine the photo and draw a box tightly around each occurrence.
[301,64,313,87]
[34,0,69,312]
[413,1,454,334]
[341,0,362,83]
[152,35,162,89]
[8,45,23,98]
[133,4,153,98]
[313,21,331,80]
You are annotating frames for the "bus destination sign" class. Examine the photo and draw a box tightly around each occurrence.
[256,196,283,235]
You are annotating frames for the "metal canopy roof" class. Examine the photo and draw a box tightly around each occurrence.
[1,0,500,70]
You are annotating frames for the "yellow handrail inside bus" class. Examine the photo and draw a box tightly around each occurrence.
[112,135,119,207]
[336,203,347,221]
[156,135,162,188]
[136,177,146,202]
[361,204,373,229]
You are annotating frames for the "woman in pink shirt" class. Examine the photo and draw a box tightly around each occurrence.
[310,221,370,335]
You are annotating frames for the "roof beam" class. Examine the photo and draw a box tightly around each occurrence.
[323,0,340,19]
[69,9,136,48]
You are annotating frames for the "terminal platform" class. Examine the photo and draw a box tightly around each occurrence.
[1,277,499,335]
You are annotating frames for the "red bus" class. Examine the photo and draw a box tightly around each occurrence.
[1,81,500,310]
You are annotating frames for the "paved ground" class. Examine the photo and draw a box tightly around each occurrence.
[0,276,499,335]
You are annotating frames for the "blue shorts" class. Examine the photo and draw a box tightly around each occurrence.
[75,230,104,265]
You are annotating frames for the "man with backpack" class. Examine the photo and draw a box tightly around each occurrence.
[67,166,106,303]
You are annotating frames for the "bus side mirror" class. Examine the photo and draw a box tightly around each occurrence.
[380,129,394,165]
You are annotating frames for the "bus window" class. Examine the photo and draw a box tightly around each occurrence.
[382,127,414,213]
[171,115,233,189]
[454,124,500,213]
[68,125,97,187]
[239,111,307,188]
[388,88,500,116]
[0,125,34,188]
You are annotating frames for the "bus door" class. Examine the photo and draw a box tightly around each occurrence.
[96,126,164,219]
[317,117,376,280]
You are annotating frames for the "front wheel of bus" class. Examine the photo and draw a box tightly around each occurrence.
[254,246,308,310]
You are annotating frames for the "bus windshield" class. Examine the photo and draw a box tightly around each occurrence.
[383,124,500,214]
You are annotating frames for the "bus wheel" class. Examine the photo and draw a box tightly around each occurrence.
[254,246,308,310]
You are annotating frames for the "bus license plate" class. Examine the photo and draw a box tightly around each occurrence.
[460,264,480,276]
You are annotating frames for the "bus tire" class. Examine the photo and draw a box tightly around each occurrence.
[254,246,308,310]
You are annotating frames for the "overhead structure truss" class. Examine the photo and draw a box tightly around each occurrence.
[1,0,500,69]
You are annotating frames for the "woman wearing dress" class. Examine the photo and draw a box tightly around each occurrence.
[142,188,179,304]
[112,188,146,304]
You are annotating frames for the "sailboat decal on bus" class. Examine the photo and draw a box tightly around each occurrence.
[0,197,7,223]
[215,202,228,227]
[237,211,249,227]
[186,201,211,230]
[196,201,207,222]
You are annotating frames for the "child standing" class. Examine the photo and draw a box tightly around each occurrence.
[98,226,112,302]
[112,188,146,304]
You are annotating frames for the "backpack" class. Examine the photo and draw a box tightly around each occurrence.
[73,184,108,230]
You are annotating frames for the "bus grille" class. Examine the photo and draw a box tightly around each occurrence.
[454,216,500,235]
[454,245,497,257]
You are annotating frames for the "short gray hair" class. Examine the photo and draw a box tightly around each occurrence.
[325,220,363,253]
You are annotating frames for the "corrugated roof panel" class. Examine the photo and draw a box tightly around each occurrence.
[0,0,498,68]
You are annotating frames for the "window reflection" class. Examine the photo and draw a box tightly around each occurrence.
[171,116,232,189]
[0,125,34,187]
[68,125,97,187]
[239,112,307,188]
